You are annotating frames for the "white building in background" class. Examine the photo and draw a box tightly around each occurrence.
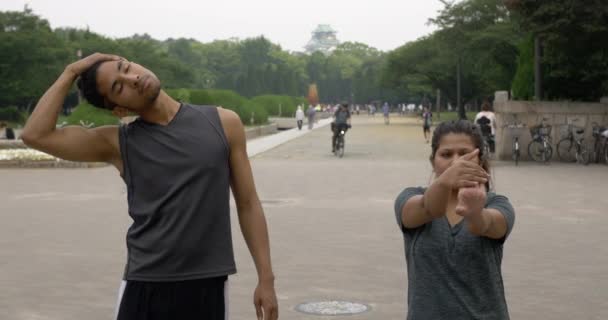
[304,24,340,55]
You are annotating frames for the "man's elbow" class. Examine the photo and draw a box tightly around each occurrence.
[20,130,38,147]
[20,129,49,150]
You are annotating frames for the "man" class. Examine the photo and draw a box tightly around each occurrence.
[306,104,316,130]
[21,53,278,320]
[382,102,390,125]
[331,103,351,153]
[422,106,432,143]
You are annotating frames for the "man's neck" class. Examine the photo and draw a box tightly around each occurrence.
[137,91,181,125]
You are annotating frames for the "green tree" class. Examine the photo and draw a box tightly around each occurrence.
[513,0,608,100]
[0,9,71,109]
[511,35,534,100]
[383,0,522,114]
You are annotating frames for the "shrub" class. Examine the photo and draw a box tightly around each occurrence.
[0,106,26,123]
[250,95,303,117]
[165,88,191,102]
[242,101,269,125]
[65,103,119,127]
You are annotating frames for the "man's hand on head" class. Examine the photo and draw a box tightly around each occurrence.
[66,53,122,78]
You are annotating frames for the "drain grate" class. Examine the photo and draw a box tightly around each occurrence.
[295,301,370,316]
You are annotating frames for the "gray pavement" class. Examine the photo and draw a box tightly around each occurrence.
[247,117,333,157]
[1,115,608,319]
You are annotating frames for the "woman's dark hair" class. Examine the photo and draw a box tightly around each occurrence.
[430,120,491,190]
[76,61,112,110]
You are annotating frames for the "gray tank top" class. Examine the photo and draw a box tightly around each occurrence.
[118,104,236,281]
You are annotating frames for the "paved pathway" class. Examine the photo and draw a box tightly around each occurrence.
[1,115,607,319]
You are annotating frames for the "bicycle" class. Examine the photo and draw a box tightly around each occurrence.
[503,120,527,166]
[591,122,608,164]
[333,123,349,158]
[480,134,493,161]
[556,118,590,165]
[527,117,553,163]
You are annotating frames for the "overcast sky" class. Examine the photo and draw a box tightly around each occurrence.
[2,0,445,52]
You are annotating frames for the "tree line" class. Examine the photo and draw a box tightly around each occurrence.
[1,0,606,120]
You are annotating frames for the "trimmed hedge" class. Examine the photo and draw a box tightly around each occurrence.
[249,95,306,117]
[63,89,306,127]
[167,88,306,125]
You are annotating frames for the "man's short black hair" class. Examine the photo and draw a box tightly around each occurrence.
[76,61,111,110]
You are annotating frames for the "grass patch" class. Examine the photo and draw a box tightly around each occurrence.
[432,111,477,122]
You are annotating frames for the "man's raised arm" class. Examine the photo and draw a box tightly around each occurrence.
[21,53,121,163]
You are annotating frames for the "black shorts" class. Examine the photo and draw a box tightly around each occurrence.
[116,276,228,320]
[423,125,431,132]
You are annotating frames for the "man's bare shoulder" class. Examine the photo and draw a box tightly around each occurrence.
[217,107,244,132]
[217,107,241,124]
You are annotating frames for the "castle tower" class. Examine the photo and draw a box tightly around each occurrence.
[304,24,340,55]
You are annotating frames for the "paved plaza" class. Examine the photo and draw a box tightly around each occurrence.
[1,115,607,319]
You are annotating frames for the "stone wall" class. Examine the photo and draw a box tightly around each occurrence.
[494,99,608,160]
[0,159,107,169]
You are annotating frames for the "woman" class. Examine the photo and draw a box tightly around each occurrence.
[394,120,515,319]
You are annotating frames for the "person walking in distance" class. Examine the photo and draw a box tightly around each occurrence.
[422,106,432,143]
[394,120,515,319]
[21,53,278,320]
[295,105,305,130]
[306,104,316,130]
[382,102,390,125]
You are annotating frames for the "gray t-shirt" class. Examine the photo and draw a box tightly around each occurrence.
[394,187,515,320]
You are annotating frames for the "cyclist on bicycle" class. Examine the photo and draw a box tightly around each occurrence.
[475,101,497,153]
[332,103,351,153]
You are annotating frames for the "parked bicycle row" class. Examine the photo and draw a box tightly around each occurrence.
[489,117,608,166]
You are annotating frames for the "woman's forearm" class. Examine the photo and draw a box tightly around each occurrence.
[423,177,451,218]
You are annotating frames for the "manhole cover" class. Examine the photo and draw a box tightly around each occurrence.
[295,301,370,316]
